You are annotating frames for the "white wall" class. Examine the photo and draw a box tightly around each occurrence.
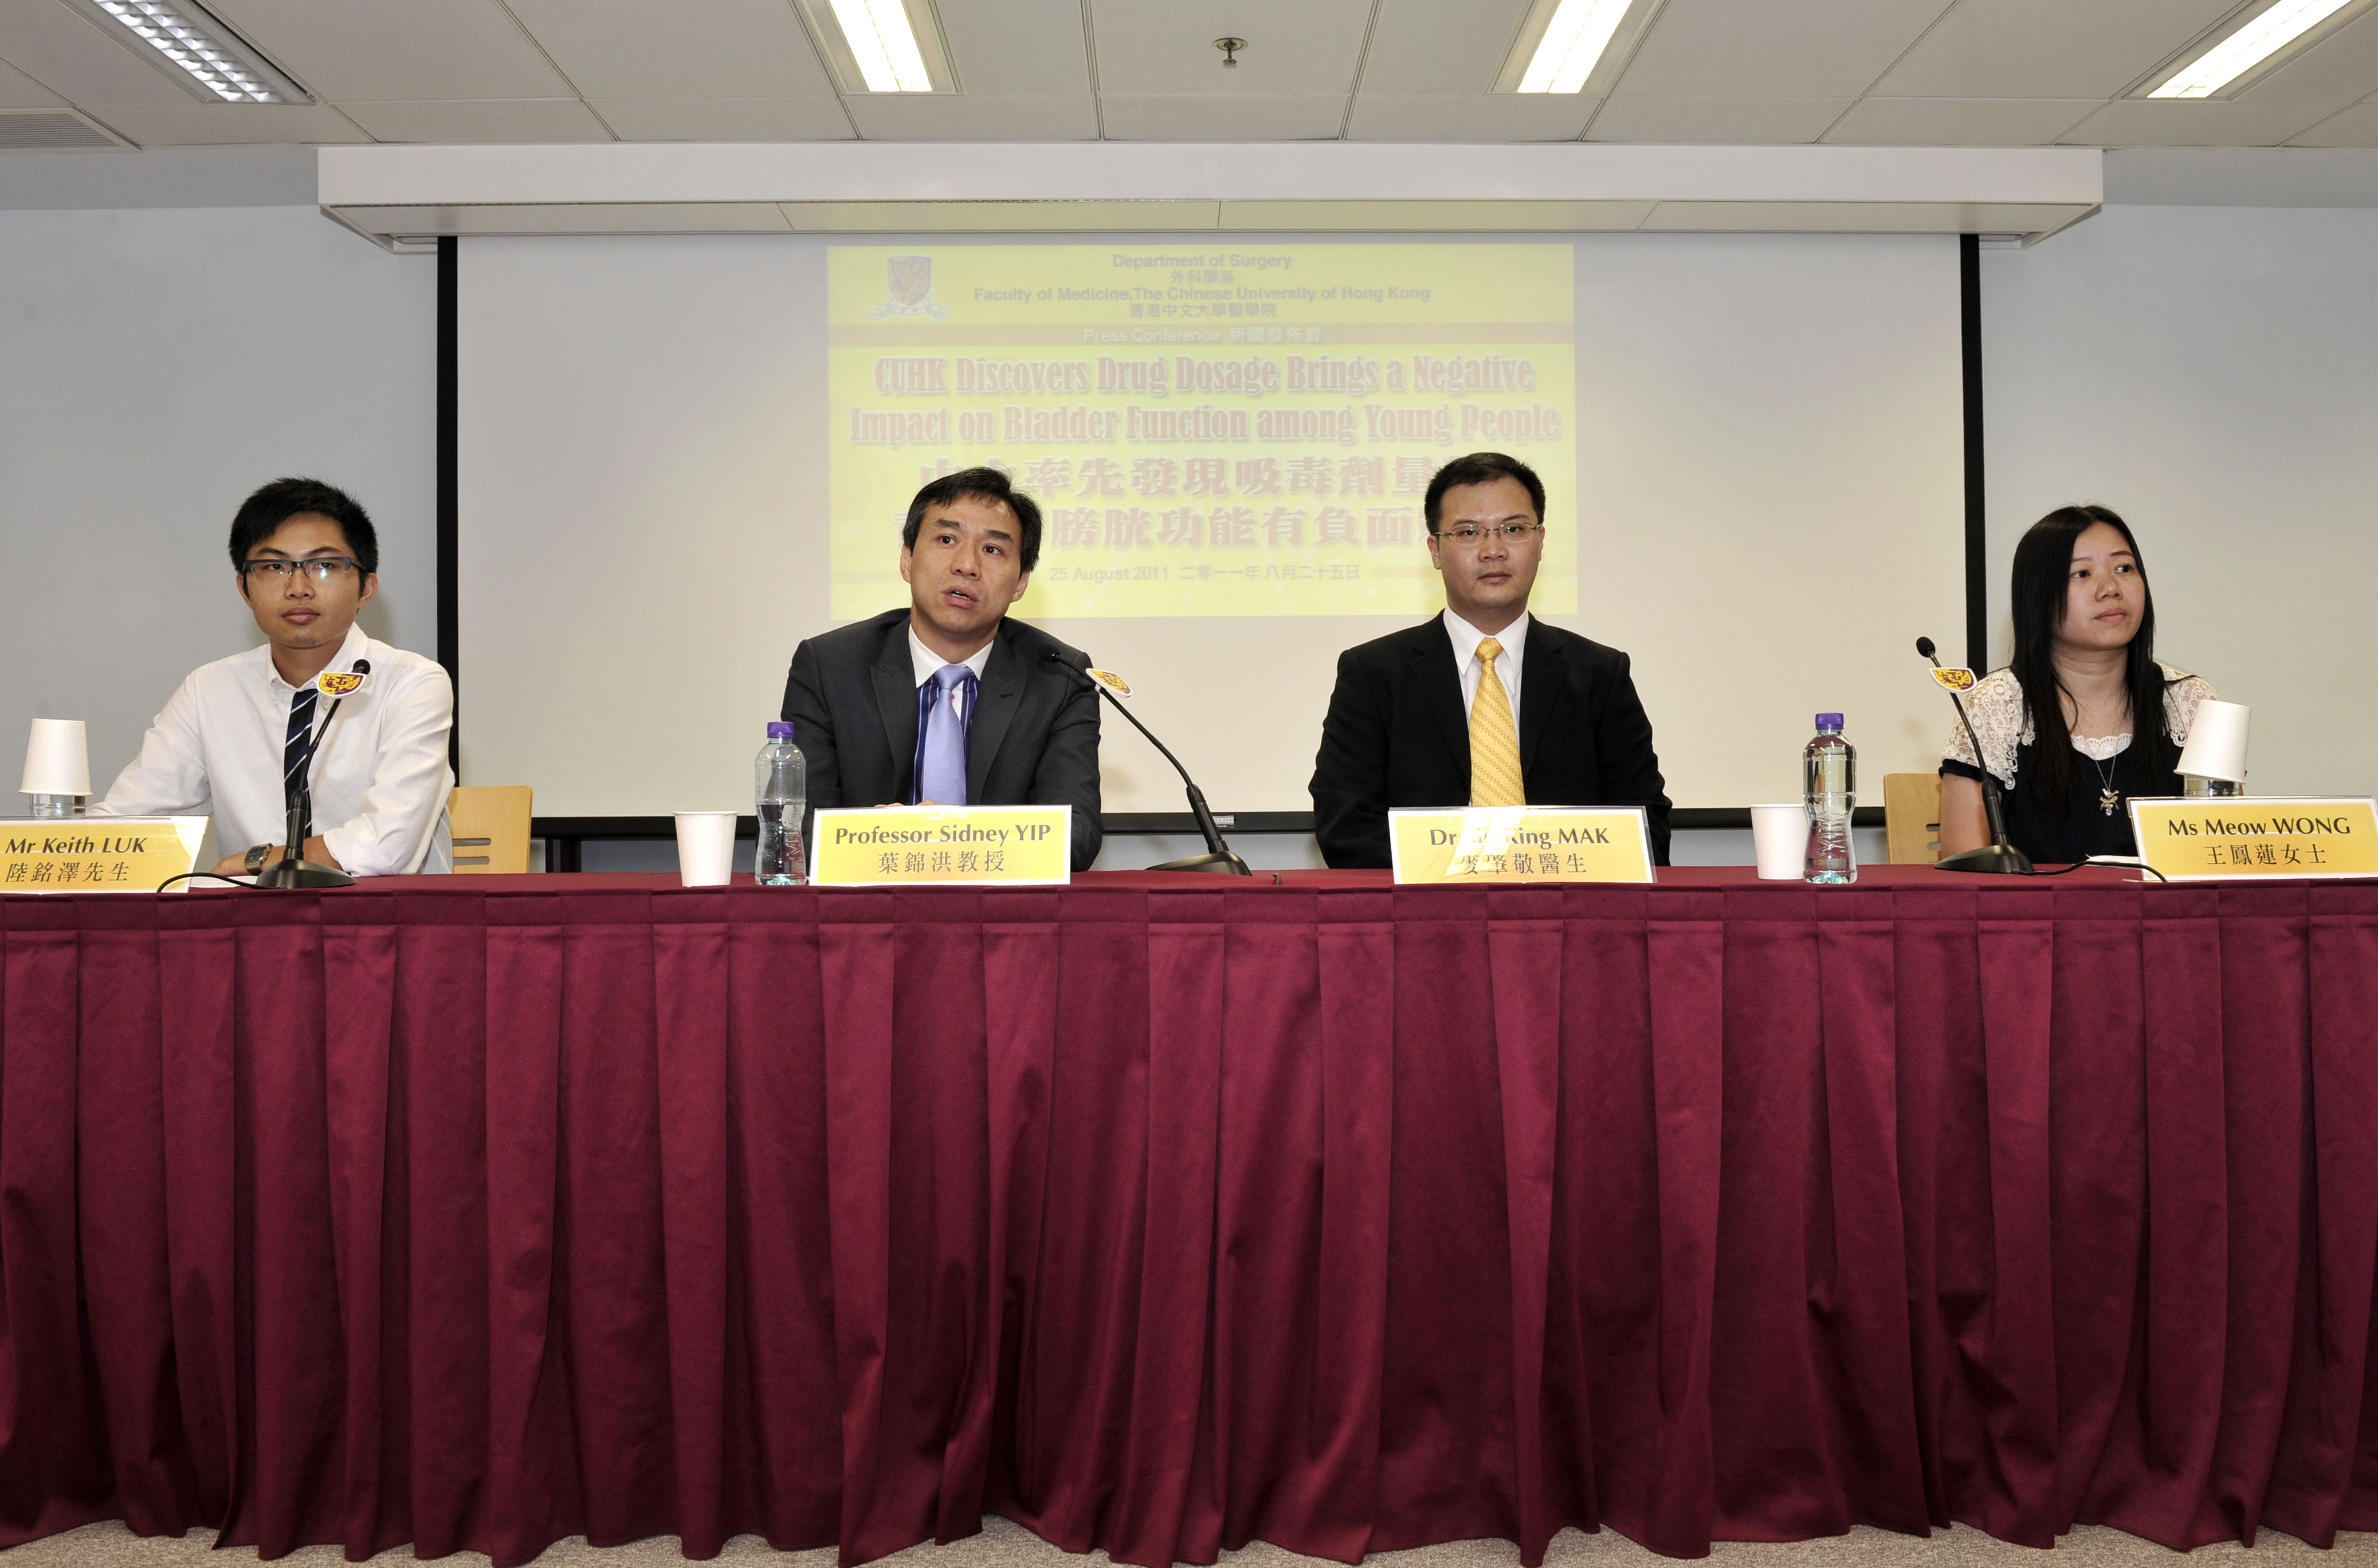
[1982,203,2378,800]
[0,198,436,817]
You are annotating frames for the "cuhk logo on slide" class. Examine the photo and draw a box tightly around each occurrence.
[870,254,952,321]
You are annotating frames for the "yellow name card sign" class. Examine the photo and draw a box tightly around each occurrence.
[1,817,207,893]
[811,805,1070,886]
[1390,805,1655,885]
[2128,797,2378,881]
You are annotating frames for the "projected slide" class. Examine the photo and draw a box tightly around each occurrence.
[829,242,1575,619]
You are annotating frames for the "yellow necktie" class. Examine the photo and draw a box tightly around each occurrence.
[1470,636,1525,807]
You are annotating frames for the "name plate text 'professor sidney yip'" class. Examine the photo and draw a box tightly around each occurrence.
[810,805,1070,886]
[1389,806,1655,885]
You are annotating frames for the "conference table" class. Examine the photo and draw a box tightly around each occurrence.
[3,866,2374,1566]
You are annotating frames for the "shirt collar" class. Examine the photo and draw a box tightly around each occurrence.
[1441,608,1529,670]
[258,622,372,694]
[908,622,996,689]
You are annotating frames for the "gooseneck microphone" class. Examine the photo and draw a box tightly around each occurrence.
[1043,651,1251,876]
[1916,638,2032,875]
[257,658,369,890]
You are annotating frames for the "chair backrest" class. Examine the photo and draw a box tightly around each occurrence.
[448,785,533,874]
[1882,772,1943,864]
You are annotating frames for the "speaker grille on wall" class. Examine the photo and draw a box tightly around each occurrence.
[0,110,133,151]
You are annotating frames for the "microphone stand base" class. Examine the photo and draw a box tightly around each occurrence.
[254,858,357,889]
[1934,843,2034,875]
[1150,850,1253,877]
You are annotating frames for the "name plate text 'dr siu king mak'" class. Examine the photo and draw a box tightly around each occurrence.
[810,805,1071,886]
[2128,797,2378,881]
[1389,806,1655,885]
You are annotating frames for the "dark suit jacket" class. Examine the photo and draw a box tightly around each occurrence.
[781,608,1102,872]
[1310,616,1671,869]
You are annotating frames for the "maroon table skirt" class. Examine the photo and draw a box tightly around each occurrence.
[2,867,2375,1566]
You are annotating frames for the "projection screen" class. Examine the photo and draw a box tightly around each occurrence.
[458,232,1965,819]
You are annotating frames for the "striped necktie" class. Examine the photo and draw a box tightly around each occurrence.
[1469,636,1525,808]
[283,685,319,838]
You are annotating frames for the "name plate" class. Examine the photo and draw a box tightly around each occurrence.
[1,817,207,893]
[811,805,1070,886]
[1390,806,1655,885]
[2128,797,2378,881]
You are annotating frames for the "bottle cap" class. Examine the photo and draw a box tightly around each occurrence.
[767,721,794,739]
[1815,712,1843,729]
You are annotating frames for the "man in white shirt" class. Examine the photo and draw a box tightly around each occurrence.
[96,478,455,877]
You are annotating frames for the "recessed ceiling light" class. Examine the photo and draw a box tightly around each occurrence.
[1517,0,1637,93]
[2150,0,2357,98]
[62,0,309,103]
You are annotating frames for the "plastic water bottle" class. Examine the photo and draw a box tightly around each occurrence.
[755,721,806,886]
[1803,712,1857,885]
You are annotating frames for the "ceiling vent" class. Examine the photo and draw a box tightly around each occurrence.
[0,110,134,151]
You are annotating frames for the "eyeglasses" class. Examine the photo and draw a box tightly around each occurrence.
[242,558,362,584]
[1431,522,1544,546]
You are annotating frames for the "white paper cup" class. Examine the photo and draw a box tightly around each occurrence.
[2175,699,2249,784]
[673,811,737,887]
[1750,803,1807,881]
[20,717,90,796]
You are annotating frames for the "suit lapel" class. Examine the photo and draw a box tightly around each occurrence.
[1408,619,1470,795]
[966,624,1027,802]
[870,616,918,803]
[1519,618,1566,774]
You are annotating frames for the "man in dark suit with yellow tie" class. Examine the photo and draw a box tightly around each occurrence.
[1308,451,1671,869]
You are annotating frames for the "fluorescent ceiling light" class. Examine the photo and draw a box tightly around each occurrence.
[73,0,307,103]
[2151,0,2356,97]
[827,0,934,92]
[1518,0,1635,93]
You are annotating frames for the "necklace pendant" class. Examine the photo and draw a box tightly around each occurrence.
[2100,788,2121,816]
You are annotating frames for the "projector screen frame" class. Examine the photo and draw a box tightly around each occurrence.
[433,233,1991,862]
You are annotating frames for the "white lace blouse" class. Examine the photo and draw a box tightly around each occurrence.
[1941,665,2217,791]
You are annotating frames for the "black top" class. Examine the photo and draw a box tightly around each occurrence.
[1941,740,2181,864]
[1309,615,1671,869]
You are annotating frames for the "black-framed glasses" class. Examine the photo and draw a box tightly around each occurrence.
[242,558,362,584]
[1431,522,1544,547]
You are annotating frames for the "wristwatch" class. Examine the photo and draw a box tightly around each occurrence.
[244,844,272,874]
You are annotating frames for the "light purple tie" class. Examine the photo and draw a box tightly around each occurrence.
[916,663,975,805]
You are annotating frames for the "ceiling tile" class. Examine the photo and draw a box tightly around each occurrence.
[0,54,65,108]
[1098,93,1346,140]
[1614,0,1952,99]
[341,98,611,143]
[1874,0,2239,100]
[935,0,1094,96]
[2060,98,2336,147]
[2230,3,2378,108]
[204,0,574,101]
[1822,96,2098,145]
[503,0,835,100]
[1088,0,1374,96]
[1347,92,1595,141]
[1355,0,1535,95]
[594,96,853,142]
[1587,95,1849,143]
[0,0,190,104]
[2288,102,2378,146]
[78,101,367,144]
[842,93,1097,140]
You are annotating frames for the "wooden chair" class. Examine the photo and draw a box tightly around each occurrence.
[1882,772,1944,865]
[448,785,532,874]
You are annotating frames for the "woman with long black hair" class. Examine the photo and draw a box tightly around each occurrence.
[1938,505,2216,864]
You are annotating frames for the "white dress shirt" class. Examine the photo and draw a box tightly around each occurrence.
[95,623,456,875]
[907,624,996,690]
[1442,608,1528,729]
